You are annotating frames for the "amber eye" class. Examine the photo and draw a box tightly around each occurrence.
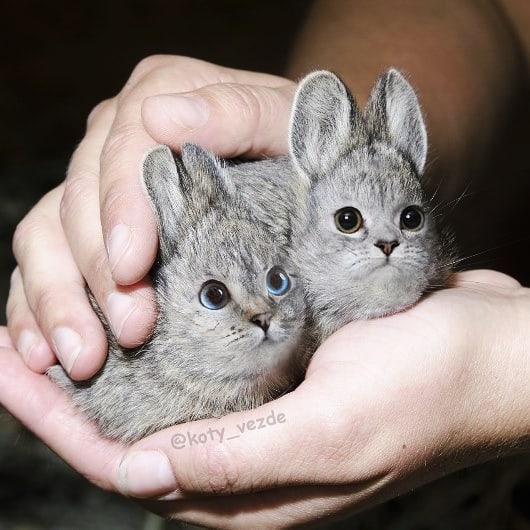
[334,207,363,233]
[400,206,425,231]
[199,281,230,310]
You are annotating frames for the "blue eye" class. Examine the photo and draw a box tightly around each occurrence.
[199,281,230,310]
[266,267,291,296]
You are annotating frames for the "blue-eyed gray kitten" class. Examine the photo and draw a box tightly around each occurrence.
[48,144,309,443]
[289,69,453,338]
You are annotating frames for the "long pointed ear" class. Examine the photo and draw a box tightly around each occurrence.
[180,142,234,207]
[289,70,367,180]
[141,144,226,260]
[365,69,427,174]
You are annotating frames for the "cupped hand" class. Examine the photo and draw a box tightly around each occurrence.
[7,56,295,379]
[2,270,528,528]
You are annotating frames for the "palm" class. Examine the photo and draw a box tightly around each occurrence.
[0,270,525,528]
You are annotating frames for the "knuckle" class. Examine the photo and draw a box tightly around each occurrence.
[223,84,262,122]
[5,288,32,339]
[99,182,129,226]
[126,54,172,88]
[9,267,21,288]
[32,286,63,326]
[85,250,111,293]
[5,302,23,339]
[5,286,20,325]
[189,441,241,495]
[87,98,115,129]
[31,281,89,330]
[12,213,40,262]
[100,121,142,162]
[121,55,219,109]
[61,165,96,226]
[11,222,26,262]
[5,297,16,328]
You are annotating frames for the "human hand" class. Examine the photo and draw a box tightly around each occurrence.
[2,270,529,528]
[7,56,295,379]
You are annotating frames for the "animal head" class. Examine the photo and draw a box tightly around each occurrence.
[289,69,452,335]
[142,144,307,383]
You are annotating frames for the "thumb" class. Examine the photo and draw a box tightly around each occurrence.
[115,384,350,499]
[141,82,296,158]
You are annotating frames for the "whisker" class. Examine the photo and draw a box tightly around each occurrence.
[450,238,526,270]
[428,179,443,203]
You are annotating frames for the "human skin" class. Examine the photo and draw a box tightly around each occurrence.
[1,270,530,528]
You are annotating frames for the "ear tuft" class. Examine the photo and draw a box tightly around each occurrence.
[365,69,427,174]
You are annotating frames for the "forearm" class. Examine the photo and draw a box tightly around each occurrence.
[287,0,527,197]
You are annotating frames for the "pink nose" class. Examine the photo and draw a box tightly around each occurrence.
[251,312,272,332]
[375,240,399,256]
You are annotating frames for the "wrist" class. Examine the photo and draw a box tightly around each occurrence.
[461,276,530,458]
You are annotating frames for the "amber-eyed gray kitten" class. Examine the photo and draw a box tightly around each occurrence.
[221,69,453,339]
[48,144,309,443]
[288,69,453,339]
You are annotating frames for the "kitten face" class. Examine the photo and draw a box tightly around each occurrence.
[154,211,306,382]
[298,145,443,332]
[288,69,453,337]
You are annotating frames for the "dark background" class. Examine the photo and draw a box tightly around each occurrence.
[2,1,530,528]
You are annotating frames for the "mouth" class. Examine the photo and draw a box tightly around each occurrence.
[369,260,398,273]
[247,328,300,356]
[255,336,278,351]
[255,336,298,360]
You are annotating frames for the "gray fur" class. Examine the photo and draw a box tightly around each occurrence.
[48,144,310,443]
[48,69,453,441]
[289,69,453,338]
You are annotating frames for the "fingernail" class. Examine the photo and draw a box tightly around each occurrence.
[107,224,134,273]
[52,327,82,373]
[118,450,177,498]
[107,291,138,341]
[17,329,38,365]
[154,94,210,130]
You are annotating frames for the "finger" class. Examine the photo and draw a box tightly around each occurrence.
[6,267,56,372]
[62,101,157,348]
[97,91,160,286]
[143,484,381,529]
[116,382,364,500]
[0,335,125,491]
[454,269,522,289]
[12,186,108,380]
[123,54,290,95]
[98,56,292,285]
[142,82,296,158]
